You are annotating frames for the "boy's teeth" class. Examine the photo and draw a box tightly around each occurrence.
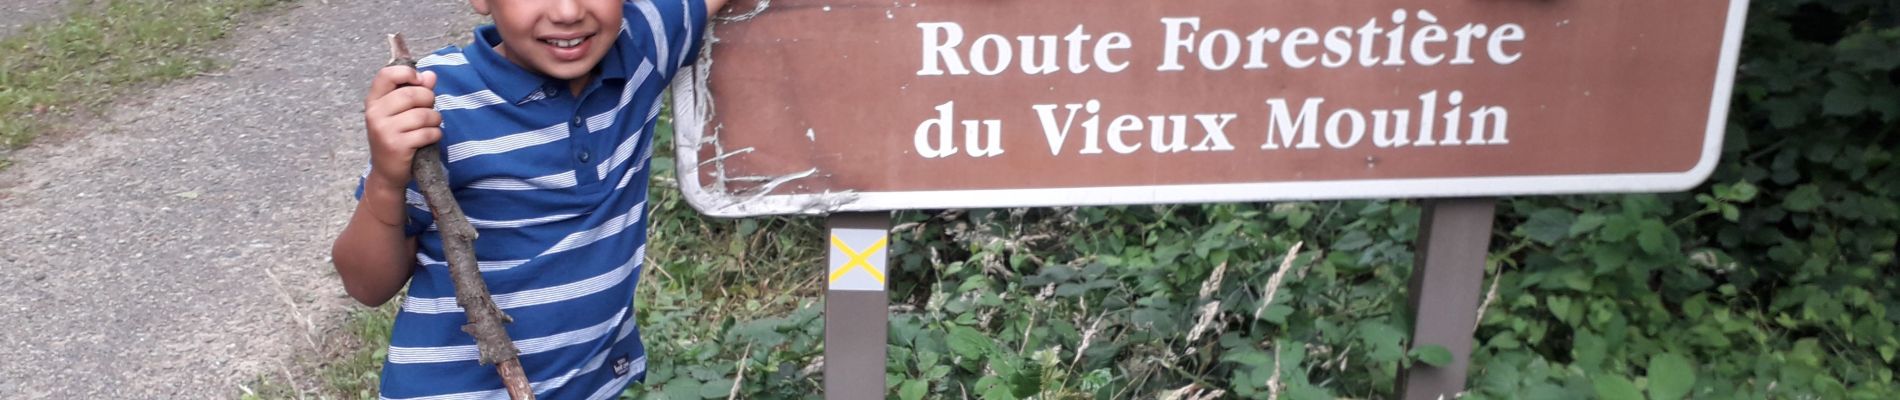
[547,38,582,48]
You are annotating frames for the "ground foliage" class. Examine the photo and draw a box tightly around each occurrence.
[617,1,1899,399]
[0,0,290,164]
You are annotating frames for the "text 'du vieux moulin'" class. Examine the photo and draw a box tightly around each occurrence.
[909,9,1525,159]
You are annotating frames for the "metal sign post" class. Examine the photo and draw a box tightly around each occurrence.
[1397,198,1498,400]
[824,212,891,399]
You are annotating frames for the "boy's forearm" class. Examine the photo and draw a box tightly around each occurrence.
[332,182,417,306]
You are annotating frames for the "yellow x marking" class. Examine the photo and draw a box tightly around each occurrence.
[829,235,888,284]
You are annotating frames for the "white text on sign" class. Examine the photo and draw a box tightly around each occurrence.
[910,9,1523,159]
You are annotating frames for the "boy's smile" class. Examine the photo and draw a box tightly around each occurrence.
[470,0,623,93]
[541,32,595,62]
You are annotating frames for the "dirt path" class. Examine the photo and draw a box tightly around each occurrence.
[0,0,481,397]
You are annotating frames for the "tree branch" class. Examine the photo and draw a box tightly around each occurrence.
[386,33,535,400]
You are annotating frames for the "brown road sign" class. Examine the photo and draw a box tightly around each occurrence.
[670,0,1749,217]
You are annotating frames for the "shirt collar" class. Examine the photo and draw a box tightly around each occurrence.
[467,25,546,104]
[594,20,633,82]
[595,33,631,82]
[466,24,633,103]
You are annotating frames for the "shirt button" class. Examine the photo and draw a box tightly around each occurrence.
[577,151,592,163]
[573,116,584,127]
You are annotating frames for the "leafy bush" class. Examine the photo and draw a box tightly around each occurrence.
[620,1,1898,399]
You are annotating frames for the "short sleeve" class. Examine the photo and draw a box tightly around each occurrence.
[624,0,709,76]
[353,166,435,238]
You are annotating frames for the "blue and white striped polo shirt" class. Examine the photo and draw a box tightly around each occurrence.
[352,1,705,398]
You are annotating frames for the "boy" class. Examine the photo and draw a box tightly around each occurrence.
[332,0,728,398]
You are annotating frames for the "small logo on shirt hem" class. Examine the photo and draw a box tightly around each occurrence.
[613,355,631,377]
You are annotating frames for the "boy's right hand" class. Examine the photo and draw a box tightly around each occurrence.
[362,66,441,192]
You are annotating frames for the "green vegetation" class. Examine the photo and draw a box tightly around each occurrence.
[338,1,1900,399]
[318,303,401,399]
[245,300,396,400]
[0,0,288,162]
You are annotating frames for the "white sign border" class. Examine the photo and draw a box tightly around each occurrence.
[669,0,1750,218]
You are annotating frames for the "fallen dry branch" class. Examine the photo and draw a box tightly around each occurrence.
[385,33,535,400]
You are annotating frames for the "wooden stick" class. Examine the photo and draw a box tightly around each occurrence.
[385,33,536,400]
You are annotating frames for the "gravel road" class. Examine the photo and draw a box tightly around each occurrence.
[0,0,68,38]
[0,0,481,397]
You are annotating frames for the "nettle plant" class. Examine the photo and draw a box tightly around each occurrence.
[881,203,1435,400]
[618,1,1896,399]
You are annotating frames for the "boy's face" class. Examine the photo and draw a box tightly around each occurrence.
[470,0,622,81]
